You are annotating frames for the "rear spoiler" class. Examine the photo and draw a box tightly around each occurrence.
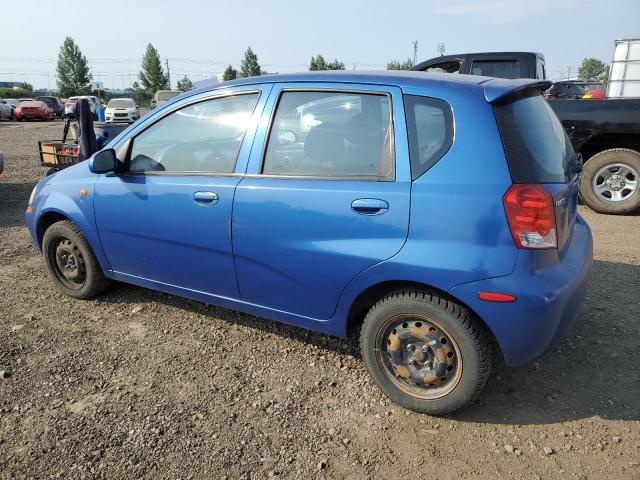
[483,78,552,103]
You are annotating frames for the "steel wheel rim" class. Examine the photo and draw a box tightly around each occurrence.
[48,236,86,290]
[375,314,462,400]
[592,162,639,204]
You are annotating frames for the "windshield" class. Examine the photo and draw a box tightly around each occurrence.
[108,99,135,108]
[494,92,578,183]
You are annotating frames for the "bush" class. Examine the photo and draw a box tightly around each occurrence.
[0,88,33,99]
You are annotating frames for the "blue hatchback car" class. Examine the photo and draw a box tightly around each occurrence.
[26,72,592,414]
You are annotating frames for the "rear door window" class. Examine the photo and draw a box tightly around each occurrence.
[493,92,578,183]
[471,60,519,79]
[262,90,394,180]
[403,95,453,180]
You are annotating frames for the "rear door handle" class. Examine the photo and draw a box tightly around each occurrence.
[193,191,219,205]
[351,198,389,215]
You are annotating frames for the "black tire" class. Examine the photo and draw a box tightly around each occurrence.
[42,220,110,299]
[579,148,640,214]
[9,108,15,120]
[360,290,491,415]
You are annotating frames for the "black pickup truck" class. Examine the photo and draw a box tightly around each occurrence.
[412,52,546,80]
[550,99,640,214]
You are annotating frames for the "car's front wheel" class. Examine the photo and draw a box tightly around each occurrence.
[360,290,491,415]
[42,220,110,299]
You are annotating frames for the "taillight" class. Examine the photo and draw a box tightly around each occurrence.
[503,184,557,249]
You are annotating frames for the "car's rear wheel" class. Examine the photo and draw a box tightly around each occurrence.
[42,220,110,299]
[580,148,640,214]
[360,290,491,415]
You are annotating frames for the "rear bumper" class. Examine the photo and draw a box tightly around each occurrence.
[449,216,593,366]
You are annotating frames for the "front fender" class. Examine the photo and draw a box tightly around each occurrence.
[32,175,112,276]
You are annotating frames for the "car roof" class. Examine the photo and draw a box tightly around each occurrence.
[188,71,551,104]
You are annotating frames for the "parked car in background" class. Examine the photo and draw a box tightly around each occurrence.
[65,96,99,119]
[412,51,546,79]
[150,90,181,109]
[545,80,607,100]
[105,98,139,123]
[15,100,54,121]
[26,72,592,415]
[5,99,21,110]
[549,97,640,214]
[0,99,14,120]
[36,96,64,118]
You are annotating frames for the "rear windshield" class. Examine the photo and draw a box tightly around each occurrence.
[108,99,134,108]
[493,92,577,183]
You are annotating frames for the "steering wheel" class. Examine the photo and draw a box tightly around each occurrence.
[184,141,233,172]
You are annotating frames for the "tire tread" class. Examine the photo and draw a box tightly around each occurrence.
[359,288,491,414]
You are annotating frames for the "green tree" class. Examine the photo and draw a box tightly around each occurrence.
[176,75,193,92]
[126,82,151,107]
[309,55,328,71]
[222,65,238,81]
[21,81,34,92]
[56,37,92,97]
[386,58,414,70]
[310,55,344,71]
[578,58,608,81]
[139,43,169,93]
[326,59,345,70]
[240,47,262,77]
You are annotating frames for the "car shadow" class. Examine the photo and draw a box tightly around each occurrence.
[0,182,36,229]
[98,258,639,424]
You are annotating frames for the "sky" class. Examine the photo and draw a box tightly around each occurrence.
[2,0,638,90]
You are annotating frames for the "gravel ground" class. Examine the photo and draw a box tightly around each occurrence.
[0,120,639,479]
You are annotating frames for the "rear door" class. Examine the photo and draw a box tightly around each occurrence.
[232,83,412,320]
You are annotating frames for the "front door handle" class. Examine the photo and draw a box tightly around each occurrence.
[193,191,219,205]
[351,198,389,215]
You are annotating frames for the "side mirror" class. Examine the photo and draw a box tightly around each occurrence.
[90,148,118,174]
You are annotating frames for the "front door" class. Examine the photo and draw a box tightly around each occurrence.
[94,87,267,298]
[232,84,411,320]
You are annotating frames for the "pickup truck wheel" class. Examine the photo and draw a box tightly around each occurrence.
[580,148,640,214]
[42,220,110,299]
[360,290,491,415]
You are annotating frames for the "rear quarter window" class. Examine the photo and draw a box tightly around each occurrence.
[403,95,454,180]
[493,92,577,183]
[471,60,519,79]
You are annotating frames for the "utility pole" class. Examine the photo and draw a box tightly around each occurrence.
[165,58,171,88]
[437,42,446,57]
[412,41,418,66]
[567,66,571,80]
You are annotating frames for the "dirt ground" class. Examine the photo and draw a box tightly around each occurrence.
[0,120,638,479]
